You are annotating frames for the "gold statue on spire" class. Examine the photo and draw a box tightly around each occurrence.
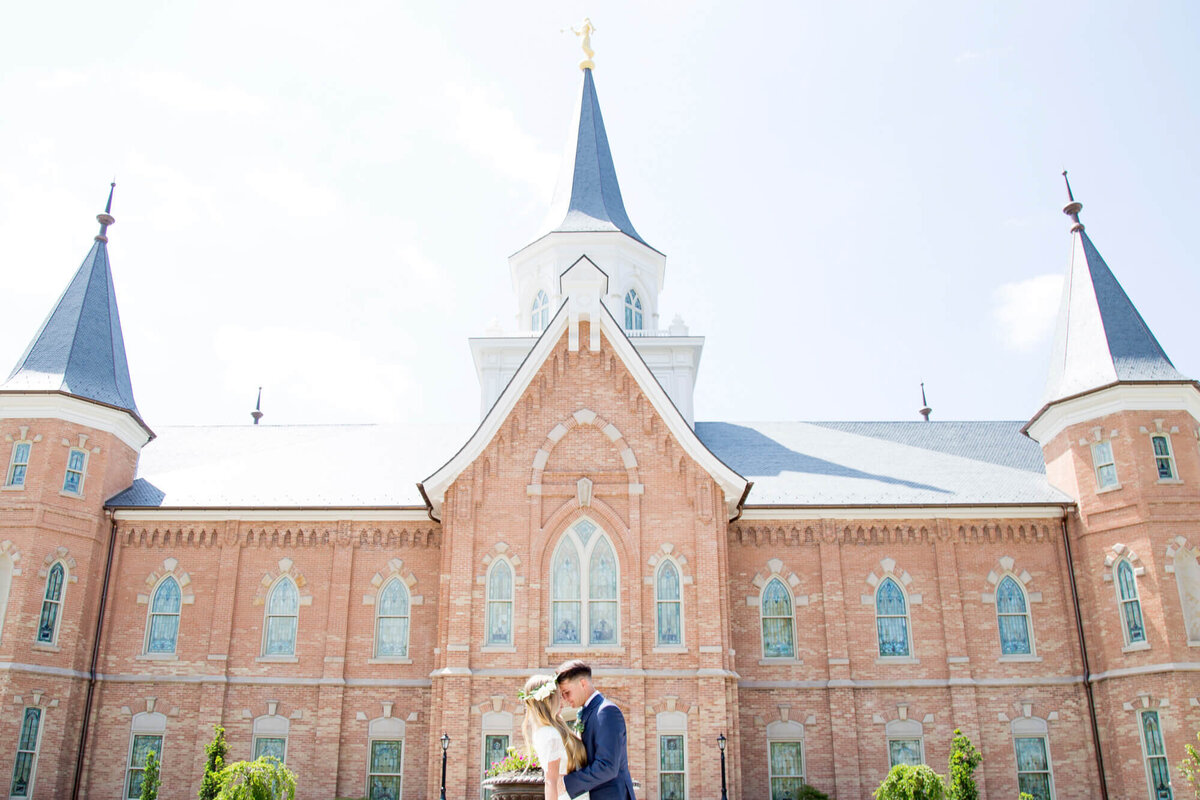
[571,17,596,70]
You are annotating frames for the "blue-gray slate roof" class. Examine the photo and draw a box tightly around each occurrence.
[537,68,652,249]
[1042,229,1186,405]
[2,237,141,417]
[107,420,1069,510]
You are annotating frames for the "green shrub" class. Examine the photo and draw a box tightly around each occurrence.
[873,764,947,800]
[139,750,161,800]
[215,757,297,800]
[947,729,982,800]
[1181,729,1200,798]
[199,726,229,800]
[484,746,541,777]
[1019,793,1035,800]
[792,785,831,800]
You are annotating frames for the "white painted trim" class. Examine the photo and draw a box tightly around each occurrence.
[1026,383,1200,445]
[0,393,151,450]
[110,508,431,521]
[1011,732,1056,800]
[737,505,1070,520]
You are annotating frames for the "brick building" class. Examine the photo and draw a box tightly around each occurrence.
[1,58,1197,800]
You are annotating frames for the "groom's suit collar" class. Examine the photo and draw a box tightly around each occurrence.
[582,690,602,720]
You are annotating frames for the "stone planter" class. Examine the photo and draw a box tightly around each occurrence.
[481,770,545,799]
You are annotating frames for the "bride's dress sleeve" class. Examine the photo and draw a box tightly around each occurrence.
[532,726,567,771]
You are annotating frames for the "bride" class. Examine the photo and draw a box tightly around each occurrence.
[520,673,589,800]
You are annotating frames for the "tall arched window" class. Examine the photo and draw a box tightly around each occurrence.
[145,577,181,654]
[531,290,550,332]
[1173,549,1200,644]
[1140,710,1173,800]
[375,578,411,658]
[551,519,619,646]
[655,561,682,646]
[760,578,795,659]
[1116,560,1147,646]
[876,578,911,657]
[997,576,1033,655]
[624,290,643,330]
[0,553,13,645]
[486,560,513,646]
[37,562,65,644]
[263,577,299,656]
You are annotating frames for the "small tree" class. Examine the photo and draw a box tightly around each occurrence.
[794,785,831,800]
[947,729,982,800]
[199,725,228,800]
[139,750,161,800]
[1019,793,1035,800]
[1181,729,1200,798]
[215,757,297,800]
[874,764,947,800]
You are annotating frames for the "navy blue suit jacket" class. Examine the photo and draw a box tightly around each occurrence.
[563,694,636,800]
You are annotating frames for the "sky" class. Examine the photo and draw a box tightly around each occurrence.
[2,1,1198,430]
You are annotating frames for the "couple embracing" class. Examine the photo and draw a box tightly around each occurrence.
[520,659,636,800]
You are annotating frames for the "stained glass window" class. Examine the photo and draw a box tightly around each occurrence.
[625,290,644,331]
[1014,737,1053,800]
[254,737,287,762]
[876,578,910,657]
[1152,435,1176,480]
[1092,441,1118,489]
[9,707,40,797]
[487,561,513,646]
[6,442,30,488]
[263,578,299,656]
[483,734,508,800]
[146,577,181,654]
[1117,560,1147,645]
[369,739,403,800]
[761,579,795,659]
[656,561,682,646]
[889,738,923,767]
[659,735,686,799]
[37,562,65,644]
[375,578,410,657]
[63,448,86,494]
[768,740,804,800]
[997,576,1032,655]
[125,734,163,799]
[589,538,618,645]
[532,290,550,332]
[552,538,582,645]
[1140,711,1173,800]
[551,521,619,646]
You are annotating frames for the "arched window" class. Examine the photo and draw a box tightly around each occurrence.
[125,711,166,799]
[253,715,289,762]
[997,576,1033,656]
[624,290,643,330]
[550,519,619,646]
[1116,560,1147,646]
[760,578,795,659]
[263,577,299,656]
[37,562,65,644]
[145,577,181,654]
[656,561,682,646]
[876,577,911,657]
[9,706,42,798]
[887,719,924,766]
[1012,716,1055,800]
[1173,549,1200,644]
[0,553,13,645]
[486,560,513,646]
[1140,710,1173,800]
[766,720,805,797]
[375,578,411,658]
[531,290,550,332]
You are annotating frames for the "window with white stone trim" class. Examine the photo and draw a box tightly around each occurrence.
[1151,434,1177,480]
[766,720,805,799]
[996,575,1034,656]
[656,711,688,800]
[374,577,411,658]
[760,578,795,659]
[886,718,924,767]
[1138,709,1173,800]
[1012,716,1055,800]
[481,711,513,800]
[486,559,513,646]
[262,576,299,656]
[655,559,683,647]
[368,716,405,800]
[5,441,31,488]
[253,714,289,762]
[125,711,166,799]
[37,561,66,645]
[62,448,87,495]
[876,577,911,658]
[550,519,619,646]
[1167,538,1200,644]
[531,290,550,332]
[144,576,181,654]
[1091,440,1118,489]
[9,707,42,798]
[0,551,13,646]
[1116,559,1147,647]
[624,290,644,331]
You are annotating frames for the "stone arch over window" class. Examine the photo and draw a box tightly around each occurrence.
[1106,549,1148,648]
[1165,536,1200,644]
[863,559,921,659]
[0,541,22,645]
[252,712,290,762]
[136,558,196,656]
[364,560,422,659]
[530,408,641,491]
[261,576,300,657]
[884,718,925,766]
[748,558,806,661]
[648,545,692,648]
[549,516,621,647]
[484,557,515,647]
[252,558,314,608]
[125,710,167,799]
[37,549,77,646]
[1011,714,1055,800]
[766,719,807,794]
[981,557,1043,658]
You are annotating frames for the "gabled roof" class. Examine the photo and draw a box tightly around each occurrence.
[420,296,749,520]
[534,68,652,249]
[2,221,143,421]
[1041,226,1186,407]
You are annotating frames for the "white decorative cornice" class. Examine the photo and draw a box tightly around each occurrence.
[0,392,152,451]
[1025,382,1200,445]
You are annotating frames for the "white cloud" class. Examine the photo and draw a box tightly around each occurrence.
[132,71,266,115]
[445,82,558,199]
[992,273,1063,350]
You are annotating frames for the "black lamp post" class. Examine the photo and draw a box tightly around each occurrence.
[717,733,728,800]
[440,733,450,800]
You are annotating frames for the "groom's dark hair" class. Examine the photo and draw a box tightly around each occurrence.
[554,659,592,684]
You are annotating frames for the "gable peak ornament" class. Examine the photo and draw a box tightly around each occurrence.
[570,17,597,70]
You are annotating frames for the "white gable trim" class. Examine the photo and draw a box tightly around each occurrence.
[421,286,749,520]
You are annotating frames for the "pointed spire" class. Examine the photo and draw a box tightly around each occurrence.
[919,382,932,421]
[536,65,653,249]
[1041,178,1186,405]
[2,187,142,421]
[251,387,264,425]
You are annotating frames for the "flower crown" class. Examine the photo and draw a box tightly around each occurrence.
[518,680,557,703]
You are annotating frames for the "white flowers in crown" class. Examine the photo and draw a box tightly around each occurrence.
[518,680,557,703]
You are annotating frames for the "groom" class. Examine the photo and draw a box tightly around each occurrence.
[555,659,637,800]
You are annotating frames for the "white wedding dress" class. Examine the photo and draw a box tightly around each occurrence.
[531,725,589,800]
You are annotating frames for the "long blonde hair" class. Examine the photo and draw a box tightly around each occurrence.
[520,673,587,773]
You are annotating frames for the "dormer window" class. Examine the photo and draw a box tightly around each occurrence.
[6,442,31,488]
[531,290,550,332]
[1091,441,1118,490]
[62,449,87,495]
[1151,434,1176,480]
[624,290,643,330]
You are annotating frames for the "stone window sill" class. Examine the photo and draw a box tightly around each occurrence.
[135,653,178,661]
[998,654,1043,663]
[256,655,299,663]
[1096,483,1122,494]
[31,642,61,653]
[1122,641,1150,654]
[876,656,919,665]
[481,646,516,654]
[545,646,624,655]
[759,658,803,666]
[1,484,25,491]
[1157,478,1185,485]
[368,657,413,664]
[653,646,689,654]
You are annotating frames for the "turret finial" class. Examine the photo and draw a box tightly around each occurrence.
[251,386,264,425]
[96,181,116,243]
[570,17,597,70]
[919,382,932,422]
[1062,170,1084,233]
